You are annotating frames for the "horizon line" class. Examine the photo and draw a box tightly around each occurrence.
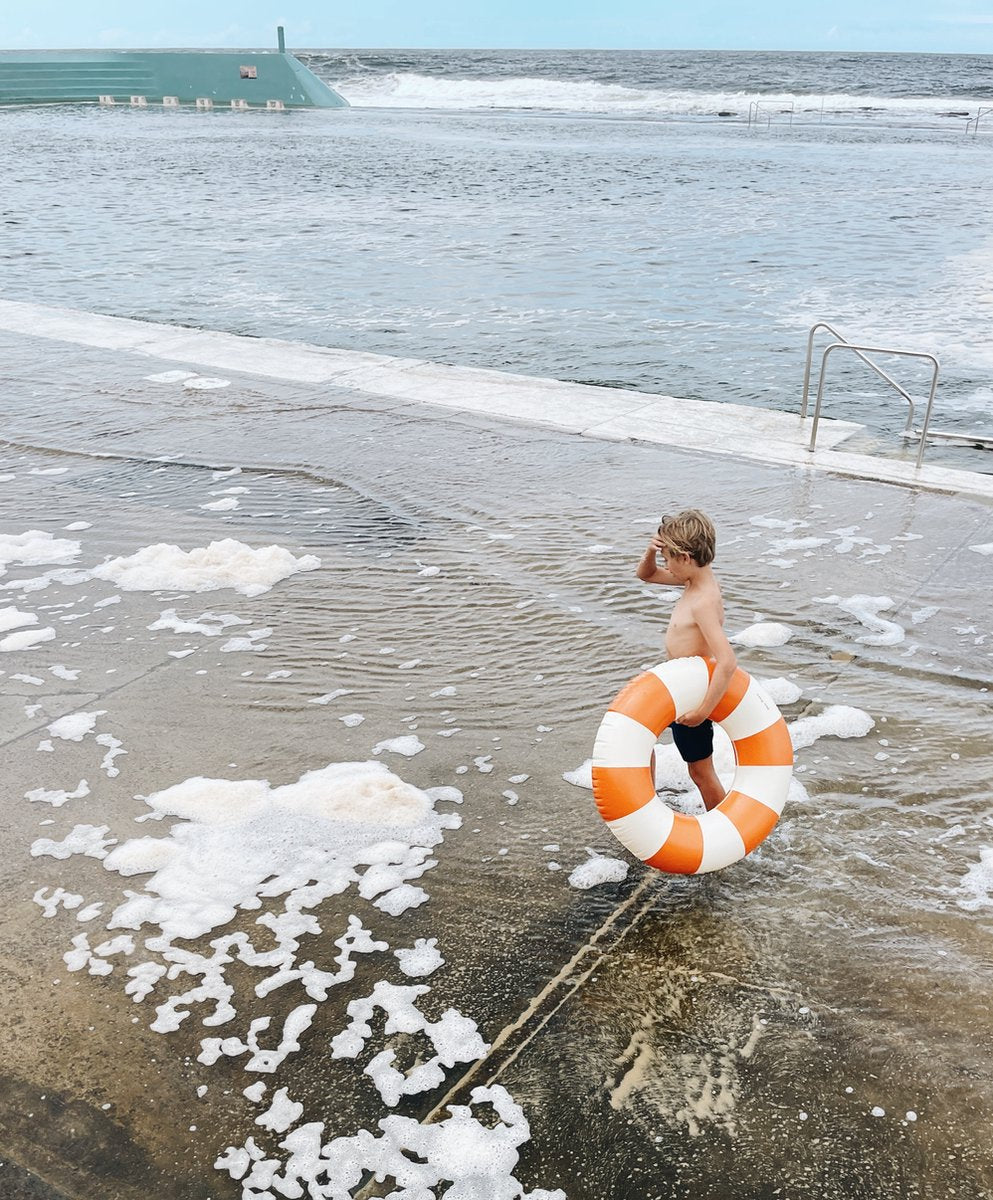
[5,43,992,57]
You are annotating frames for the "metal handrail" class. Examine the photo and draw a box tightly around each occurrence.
[800,321,918,418]
[966,106,993,135]
[806,340,940,470]
[747,99,795,129]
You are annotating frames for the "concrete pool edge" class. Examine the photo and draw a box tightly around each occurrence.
[3,298,991,501]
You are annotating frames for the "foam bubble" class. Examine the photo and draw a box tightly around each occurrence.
[219,628,270,653]
[568,852,629,889]
[31,824,116,860]
[33,886,85,917]
[148,609,249,637]
[562,760,593,789]
[0,530,81,574]
[0,567,89,594]
[91,538,320,597]
[310,688,353,705]
[789,705,875,750]
[395,938,445,978]
[0,606,38,633]
[215,1083,564,1198]
[750,517,808,530]
[953,846,993,910]
[754,676,803,705]
[47,711,104,742]
[89,762,455,947]
[255,1088,304,1134]
[184,376,231,391]
[372,736,425,758]
[96,734,126,778]
[816,594,905,646]
[25,779,90,808]
[1,625,55,652]
[331,980,488,1106]
[731,622,793,648]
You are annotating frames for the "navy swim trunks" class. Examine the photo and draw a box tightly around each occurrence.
[670,719,714,763]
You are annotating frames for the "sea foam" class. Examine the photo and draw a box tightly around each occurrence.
[92,538,320,597]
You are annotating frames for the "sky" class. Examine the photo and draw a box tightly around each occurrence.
[3,0,993,54]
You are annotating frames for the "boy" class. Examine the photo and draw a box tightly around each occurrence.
[635,509,737,811]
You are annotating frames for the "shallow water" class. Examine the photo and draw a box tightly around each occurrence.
[1,327,992,1196]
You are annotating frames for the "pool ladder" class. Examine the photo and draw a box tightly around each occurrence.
[800,321,993,469]
[966,107,993,135]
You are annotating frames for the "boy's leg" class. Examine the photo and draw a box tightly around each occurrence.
[687,756,725,811]
[671,719,725,811]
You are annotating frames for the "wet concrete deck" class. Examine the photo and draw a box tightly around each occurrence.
[3,299,992,499]
[1,309,992,1200]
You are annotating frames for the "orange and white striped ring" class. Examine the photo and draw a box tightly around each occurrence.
[591,656,793,874]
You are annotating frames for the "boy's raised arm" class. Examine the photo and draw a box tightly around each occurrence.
[635,537,680,586]
[677,597,738,726]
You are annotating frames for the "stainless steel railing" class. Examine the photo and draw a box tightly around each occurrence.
[800,322,940,469]
[966,107,993,135]
[747,99,795,129]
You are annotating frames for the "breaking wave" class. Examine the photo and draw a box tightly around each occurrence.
[330,71,989,119]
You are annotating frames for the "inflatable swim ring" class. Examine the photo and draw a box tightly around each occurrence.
[591,656,793,874]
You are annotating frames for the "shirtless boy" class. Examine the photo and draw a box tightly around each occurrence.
[635,509,737,811]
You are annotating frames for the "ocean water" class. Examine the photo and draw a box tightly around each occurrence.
[2,48,992,470]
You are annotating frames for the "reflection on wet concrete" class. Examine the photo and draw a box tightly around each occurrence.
[0,328,991,1198]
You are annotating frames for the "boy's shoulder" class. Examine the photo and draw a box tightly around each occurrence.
[686,572,723,609]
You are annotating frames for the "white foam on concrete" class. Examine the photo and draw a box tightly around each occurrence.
[0,625,55,652]
[394,938,444,977]
[47,711,104,742]
[214,1083,565,1199]
[0,606,38,633]
[731,622,793,648]
[372,736,426,758]
[0,530,81,575]
[92,538,320,597]
[568,852,629,889]
[26,779,90,808]
[148,609,249,637]
[816,594,906,646]
[27,749,564,1194]
[330,980,489,1106]
[952,846,993,910]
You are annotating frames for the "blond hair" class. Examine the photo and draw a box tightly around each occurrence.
[657,509,716,567]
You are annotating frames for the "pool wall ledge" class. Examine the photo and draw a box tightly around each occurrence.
[1,299,990,501]
[0,30,347,109]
